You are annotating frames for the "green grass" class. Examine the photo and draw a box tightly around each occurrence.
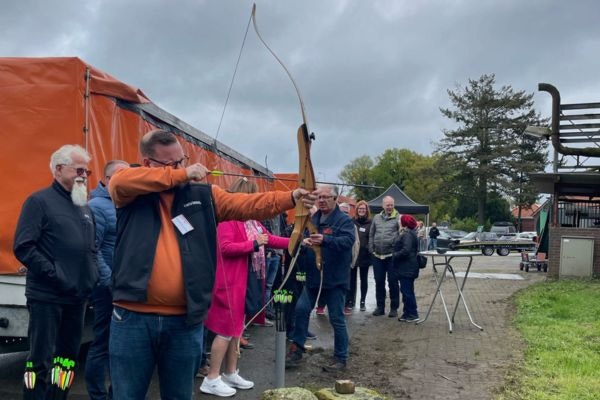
[497,279,600,400]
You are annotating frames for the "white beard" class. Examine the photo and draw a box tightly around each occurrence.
[71,179,88,206]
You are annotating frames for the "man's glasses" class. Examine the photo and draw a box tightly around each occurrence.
[60,165,92,176]
[318,195,335,200]
[148,155,189,168]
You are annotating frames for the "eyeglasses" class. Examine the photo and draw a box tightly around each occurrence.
[148,155,189,168]
[318,195,335,200]
[59,165,92,176]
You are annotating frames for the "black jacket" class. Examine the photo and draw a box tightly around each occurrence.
[13,180,98,304]
[353,217,372,268]
[429,226,440,239]
[392,228,419,279]
[112,183,217,326]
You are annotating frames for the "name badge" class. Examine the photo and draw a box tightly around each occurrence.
[172,214,194,235]
[359,227,366,232]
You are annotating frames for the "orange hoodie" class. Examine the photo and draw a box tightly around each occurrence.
[109,167,294,315]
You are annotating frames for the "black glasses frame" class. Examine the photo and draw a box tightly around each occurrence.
[148,155,189,168]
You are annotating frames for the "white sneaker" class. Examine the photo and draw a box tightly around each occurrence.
[200,376,236,397]
[222,370,254,390]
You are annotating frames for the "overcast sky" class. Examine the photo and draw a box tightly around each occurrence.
[2,0,599,181]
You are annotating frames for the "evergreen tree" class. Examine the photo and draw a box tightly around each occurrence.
[437,74,547,225]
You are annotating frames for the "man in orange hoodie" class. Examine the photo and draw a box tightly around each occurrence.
[108,129,316,399]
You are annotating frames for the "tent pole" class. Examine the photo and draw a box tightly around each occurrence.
[83,68,90,151]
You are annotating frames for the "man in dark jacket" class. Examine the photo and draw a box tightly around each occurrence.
[286,184,355,372]
[14,144,97,399]
[85,160,129,400]
[428,222,440,250]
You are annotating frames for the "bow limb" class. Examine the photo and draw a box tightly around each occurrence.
[251,4,320,268]
[288,124,321,269]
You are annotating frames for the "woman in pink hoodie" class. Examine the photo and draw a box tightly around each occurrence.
[201,178,289,397]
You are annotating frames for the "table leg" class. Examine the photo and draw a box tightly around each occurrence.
[449,256,483,331]
[417,255,453,333]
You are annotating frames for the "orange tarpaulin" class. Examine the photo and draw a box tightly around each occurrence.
[0,57,274,274]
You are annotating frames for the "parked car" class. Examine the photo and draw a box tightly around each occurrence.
[446,229,468,238]
[436,230,460,250]
[517,232,537,240]
[490,222,516,237]
[459,232,499,245]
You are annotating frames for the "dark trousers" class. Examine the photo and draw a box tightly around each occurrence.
[291,286,349,362]
[85,285,113,400]
[346,265,370,307]
[372,256,399,311]
[25,300,86,399]
[399,277,418,318]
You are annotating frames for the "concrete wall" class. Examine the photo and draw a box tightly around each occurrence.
[547,227,600,278]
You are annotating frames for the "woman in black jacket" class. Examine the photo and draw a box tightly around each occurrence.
[392,214,420,322]
[348,200,372,312]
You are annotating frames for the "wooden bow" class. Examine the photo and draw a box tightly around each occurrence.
[243,5,323,329]
[251,4,321,269]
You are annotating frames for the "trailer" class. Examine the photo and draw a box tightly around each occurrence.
[0,57,284,352]
[454,240,536,256]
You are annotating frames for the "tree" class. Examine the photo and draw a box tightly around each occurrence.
[437,74,547,225]
[338,149,452,221]
[505,134,548,230]
[338,155,377,200]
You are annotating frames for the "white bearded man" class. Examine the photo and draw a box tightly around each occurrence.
[14,144,98,399]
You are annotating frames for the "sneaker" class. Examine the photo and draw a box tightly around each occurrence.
[306,331,317,340]
[343,307,352,316]
[222,370,254,390]
[285,343,304,368]
[200,376,236,397]
[316,306,326,315]
[388,309,398,318]
[372,308,384,316]
[322,359,347,372]
[359,302,366,311]
[399,315,420,322]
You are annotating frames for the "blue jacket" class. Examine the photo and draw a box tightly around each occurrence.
[88,182,117,286]
[302,206,355,290]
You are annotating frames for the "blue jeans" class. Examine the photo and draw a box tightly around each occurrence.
[264,253,281,313]
[291,286,348,362]
[428,238,438,250]
[372,256,399,311]
[109,307,203,400]
[85,284,113,400]
[399,277,418,318]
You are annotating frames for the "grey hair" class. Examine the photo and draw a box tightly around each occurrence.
[49,145,91,174]
[317,183,339,197]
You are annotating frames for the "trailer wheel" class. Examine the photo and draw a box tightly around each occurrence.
[497,247,510,256]
[482,246,494,256]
